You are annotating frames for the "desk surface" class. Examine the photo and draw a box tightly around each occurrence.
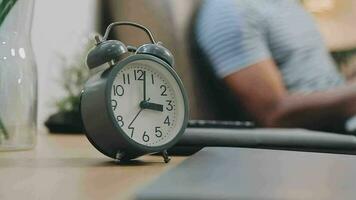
[0,133,186,200]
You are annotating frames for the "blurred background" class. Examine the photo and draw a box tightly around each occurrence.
[29,0,356,131]
[32,0,99,131]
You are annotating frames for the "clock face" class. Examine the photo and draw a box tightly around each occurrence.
[110,59,186,147]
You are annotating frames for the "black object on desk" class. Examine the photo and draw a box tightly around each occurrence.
[136,147,356,200]
[170,128,356,156]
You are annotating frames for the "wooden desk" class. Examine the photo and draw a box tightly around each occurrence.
[0,133,186,200]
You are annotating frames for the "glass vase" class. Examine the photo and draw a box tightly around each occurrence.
[0,0,37,150]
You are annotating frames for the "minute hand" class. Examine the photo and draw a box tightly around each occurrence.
[143,71,147,101]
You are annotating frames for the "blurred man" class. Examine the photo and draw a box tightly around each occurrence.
[195,0,356,133]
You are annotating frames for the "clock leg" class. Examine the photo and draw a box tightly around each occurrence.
[162,150,171,163]
[115,150,125,161]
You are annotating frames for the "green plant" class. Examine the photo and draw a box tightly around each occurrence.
[331,48,356,67]
[0,0,17,26]
[0,118,9,141]
[0,0,18,142]
[55,59,89,114]
[54,45,91,114]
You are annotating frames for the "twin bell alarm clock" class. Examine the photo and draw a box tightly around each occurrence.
[80,22,189,163]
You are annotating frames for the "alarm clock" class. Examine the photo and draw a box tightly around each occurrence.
[80,22,189,163]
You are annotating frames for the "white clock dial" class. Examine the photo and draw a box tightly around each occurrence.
[110,59,185,147]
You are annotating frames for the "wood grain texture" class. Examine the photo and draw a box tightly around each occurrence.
[0,133,186,200]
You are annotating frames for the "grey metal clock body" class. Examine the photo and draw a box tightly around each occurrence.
[80,54,189,161]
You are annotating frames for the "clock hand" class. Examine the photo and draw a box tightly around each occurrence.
[146,102,164,112]
[128,109,143,130]
[143,71,147,101]
[140,101,164,112]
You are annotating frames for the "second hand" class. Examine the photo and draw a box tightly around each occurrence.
[128,108,143,138]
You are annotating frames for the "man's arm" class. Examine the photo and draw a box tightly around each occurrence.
[224,59,356,131]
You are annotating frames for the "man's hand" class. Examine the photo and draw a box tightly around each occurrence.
[224,59,356,132]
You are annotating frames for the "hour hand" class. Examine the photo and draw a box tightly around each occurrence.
[140,101,164,112]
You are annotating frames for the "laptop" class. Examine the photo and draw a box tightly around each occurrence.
[136,147,356,200]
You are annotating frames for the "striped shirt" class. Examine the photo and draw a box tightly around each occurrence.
[195,0,345,93]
